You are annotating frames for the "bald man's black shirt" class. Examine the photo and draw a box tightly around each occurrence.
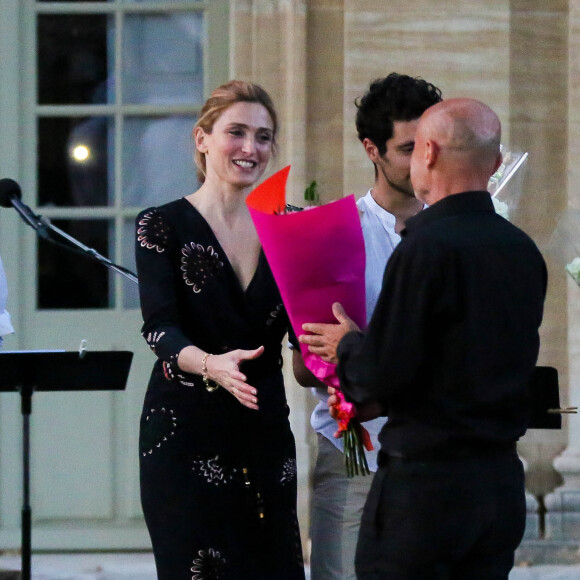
[337,190,547,460]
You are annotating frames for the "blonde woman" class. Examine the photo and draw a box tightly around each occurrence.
[135,81,305,580]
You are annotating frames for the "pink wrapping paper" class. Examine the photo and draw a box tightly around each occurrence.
[246,166,366,387]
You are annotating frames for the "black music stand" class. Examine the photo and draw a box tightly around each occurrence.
[528,366,562,429]
[0,350,133,580]
[527,365,578,429]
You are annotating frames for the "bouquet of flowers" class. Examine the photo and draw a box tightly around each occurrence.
[549,209,580,286]
[566,257,580,285]
[247,167,373,476]
[487,147,529,221]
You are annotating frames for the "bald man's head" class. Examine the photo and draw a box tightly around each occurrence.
[422,98,501,159]
[410,98,503,204]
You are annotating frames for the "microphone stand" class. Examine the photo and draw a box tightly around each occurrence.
[38,216,138,284]
[10,201,138,285]
[3,196,137,580]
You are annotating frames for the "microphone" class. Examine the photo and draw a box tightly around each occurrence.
[0,178,138,283]
[0,178,49,236]
[0,178,22,208]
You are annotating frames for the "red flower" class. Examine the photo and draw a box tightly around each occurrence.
[331,390,374,477]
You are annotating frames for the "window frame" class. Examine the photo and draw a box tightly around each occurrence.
[23,0,229,311]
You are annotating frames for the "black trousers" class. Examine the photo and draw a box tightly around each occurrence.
[355,448,526,580]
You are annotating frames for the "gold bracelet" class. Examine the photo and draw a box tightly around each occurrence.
[201,352,219,392]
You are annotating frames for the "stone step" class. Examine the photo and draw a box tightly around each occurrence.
[1,553,580,580]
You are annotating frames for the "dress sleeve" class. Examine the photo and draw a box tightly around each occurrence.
[135,207,193,365]
[287,323,299,350]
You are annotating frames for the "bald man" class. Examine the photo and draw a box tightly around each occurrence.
[299,99,547,579]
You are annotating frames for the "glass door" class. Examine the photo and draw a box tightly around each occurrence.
[0,0,228,550]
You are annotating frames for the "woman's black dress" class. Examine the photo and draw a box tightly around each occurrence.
[135,198,305,580]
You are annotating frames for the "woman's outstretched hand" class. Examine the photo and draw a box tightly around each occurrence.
[206,346,264,410]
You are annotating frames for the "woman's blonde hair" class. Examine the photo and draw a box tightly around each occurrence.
[193,80,279,183]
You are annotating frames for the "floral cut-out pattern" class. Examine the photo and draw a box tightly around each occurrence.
[191,548,226,580]
[137,209,169,253]
[192,454,237,486]
[141,407,177,457]
[280,457,297,486]
[181,243,224,293]
[145,331,165,352]
[163,356,196,388]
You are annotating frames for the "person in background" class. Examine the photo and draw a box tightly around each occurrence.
[300,98,547,579]
[292,73,442,580]
[0,255,14,347]
[135,80,305,580]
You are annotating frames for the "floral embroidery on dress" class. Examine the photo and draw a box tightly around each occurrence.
[140,407,177,457]
[192,455,237,486]
[280,457,297,486]
[163,355,196,388]
[137,209,169,253]
[191,547,226,580]
[181,243,223,293]
[145,330,165,352]
[162,355,179,381]
[176,374,196,387]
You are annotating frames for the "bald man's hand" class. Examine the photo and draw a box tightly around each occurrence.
[299,302,360,364]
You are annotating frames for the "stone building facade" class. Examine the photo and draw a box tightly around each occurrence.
[228,0,580,563]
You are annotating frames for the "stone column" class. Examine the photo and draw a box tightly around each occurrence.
[229,0,312,556]
[505,2,570,556]
[543,286,580,548]
[542,0,580,553]
[229,0,308,194]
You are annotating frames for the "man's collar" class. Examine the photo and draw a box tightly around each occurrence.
[402,191,494,236]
